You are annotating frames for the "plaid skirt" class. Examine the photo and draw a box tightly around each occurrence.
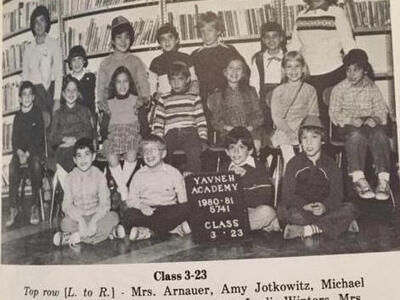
[104,123,141,155]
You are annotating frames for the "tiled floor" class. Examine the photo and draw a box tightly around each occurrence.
[2,197,400,265]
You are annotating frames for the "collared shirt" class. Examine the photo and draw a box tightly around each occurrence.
[250,50,283,92]
[329,77,388,127]
[228,155,256,170]
[127,163,187,208]
[62,166,111,217]
[288,5,356,75]
[22,34,63,99]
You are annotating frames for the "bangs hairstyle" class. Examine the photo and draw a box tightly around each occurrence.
[168,61,190,79]
[197,11,224,34]
[298,126,327,143]
[139,134,167,153]
[73,137,95,157]
[156,23,179,43]
[108,66,136,99]
[111,24,134,48]
[223,55,251,90]
[61,75,83,104]
[30,5,51,36]
[303,0,338,5]
[281,51,310,82]
[19,81,36,97]
[224,127,255,152]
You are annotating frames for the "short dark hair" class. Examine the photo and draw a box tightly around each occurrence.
[298,126,327,143]
[72,138,94,157]
[111,24,134,48]
[224,127,255,151]
[19,81,36,97]
[108,66,136,98]
[30,6,51,36]
[198,11,224,34]
[156,23,179,43]
[67,45,88,69]
[139,134,167,153]
[168,61,190,79]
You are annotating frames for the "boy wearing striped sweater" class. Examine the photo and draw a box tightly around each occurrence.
[152,61,208,173]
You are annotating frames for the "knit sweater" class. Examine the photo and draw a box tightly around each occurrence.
[96,51,150,111]
[22,34,63,100]
[208,86,264,134]
[62,166,110,217]
[12,105,44,157]
[191,43,241,99]
[288,5,356,75]
[281,152,344,212]
[108,94,139,126]
[152,92,207,140]
[49,103,93,149]
[222,156,273,208]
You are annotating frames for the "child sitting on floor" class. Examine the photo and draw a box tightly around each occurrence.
[222,127,280,232]
[329,49,391,200]
[279,116,359,240]
[53,138,120,247]
[121,135,191,240]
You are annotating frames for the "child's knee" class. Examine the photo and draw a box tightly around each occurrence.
[60,216,78,233]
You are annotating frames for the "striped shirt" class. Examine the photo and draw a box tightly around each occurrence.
[329,77,388,127]
[152,93,208,140]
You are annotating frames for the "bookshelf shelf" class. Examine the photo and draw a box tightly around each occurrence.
[2,109,19,117]
[63,0,159,21]
[2,69,22,80]
[2,150,13,156]
[3,0,12,4]
[3,18,58,42]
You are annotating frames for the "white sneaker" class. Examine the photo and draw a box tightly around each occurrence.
[170,221,191,237]
[375,179,390,201]
[110,224,126,239]
[129,227,152,241]
[53,232,80,247]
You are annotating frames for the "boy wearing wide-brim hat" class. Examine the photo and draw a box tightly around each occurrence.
[278,116,359,240]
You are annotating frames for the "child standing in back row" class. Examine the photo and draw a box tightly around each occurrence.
[251,22,286,139]
[149,23,199,98]
[271,51,319,169]
[191,12,242,124]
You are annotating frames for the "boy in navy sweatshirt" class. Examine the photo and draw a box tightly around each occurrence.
[279,116,359,239]
[222,127,279,231]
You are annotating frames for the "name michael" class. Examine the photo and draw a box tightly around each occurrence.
[321,277,365,289]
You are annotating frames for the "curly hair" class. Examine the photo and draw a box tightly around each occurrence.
[108,66,137,99]
[30,5,51,36]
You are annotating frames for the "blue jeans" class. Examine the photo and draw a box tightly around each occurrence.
[338,125,391,174]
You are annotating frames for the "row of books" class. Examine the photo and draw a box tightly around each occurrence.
[344,0,390,29]
[3,123,13,153]
[3,0,59,37]
[61,0,155,16]
[2,42,29,76]
[64,16,161,55]
[2,81,21,114]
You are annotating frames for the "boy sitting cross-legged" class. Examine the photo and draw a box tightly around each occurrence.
[222,127,280,232]
[53,138,120,247]
[279,116,359,240]
[121,135,191,240]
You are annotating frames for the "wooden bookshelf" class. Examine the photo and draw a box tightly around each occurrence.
[3,18,58,42]
[2,69,22,80]
[2,150,13,156]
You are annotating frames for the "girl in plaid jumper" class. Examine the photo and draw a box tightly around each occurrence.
[104,66,141,201]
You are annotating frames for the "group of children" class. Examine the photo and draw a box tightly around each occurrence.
[6,3,393,248]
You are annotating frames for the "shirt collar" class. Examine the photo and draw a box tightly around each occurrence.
[263,49,283,60]
[305,2,331,13]
[229,155,256,170]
